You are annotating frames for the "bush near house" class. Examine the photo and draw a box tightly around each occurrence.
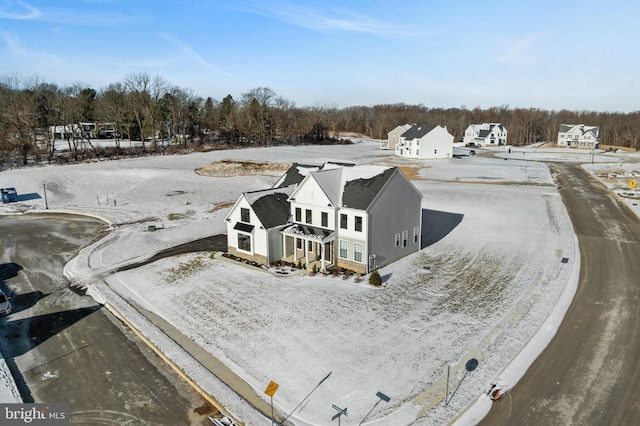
[369,270,382,286]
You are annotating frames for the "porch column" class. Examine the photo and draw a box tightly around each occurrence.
[293,237,298,262]
[321,241,326,272]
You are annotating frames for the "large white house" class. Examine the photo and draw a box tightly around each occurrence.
[463,123,507,146]
[557,124,600,149]
[225,162,423,274]
[382,124,412,150]
[395,125,454,159]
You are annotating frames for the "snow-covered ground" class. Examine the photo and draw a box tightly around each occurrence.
[0,142,637,424]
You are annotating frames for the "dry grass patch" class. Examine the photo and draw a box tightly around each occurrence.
[196,160,290,177]
[209,200,235,213]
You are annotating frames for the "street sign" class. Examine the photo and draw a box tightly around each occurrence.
[264,381,279,397]
[376,391,391,403]
[465,358,479,372]
[331,404,348,416]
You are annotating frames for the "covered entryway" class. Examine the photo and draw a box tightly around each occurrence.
[281,224,334,272]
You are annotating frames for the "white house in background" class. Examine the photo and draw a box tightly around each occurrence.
[557,124,600,149]
[225,163,423,274]
[382,123,412,150]
[463,123,508,146]
[395,125,454,159]
[49,122,116,140]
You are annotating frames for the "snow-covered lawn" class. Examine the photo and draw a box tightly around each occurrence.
[0,142,634,424]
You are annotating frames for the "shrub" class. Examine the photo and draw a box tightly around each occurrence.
[369,270,382,286]
[312,264,317,274]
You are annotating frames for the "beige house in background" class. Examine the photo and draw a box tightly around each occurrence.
[382,124,412,150]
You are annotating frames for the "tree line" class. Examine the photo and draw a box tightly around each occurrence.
[1,72,639,166]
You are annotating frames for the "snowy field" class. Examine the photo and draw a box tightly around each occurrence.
[0,141,637,425]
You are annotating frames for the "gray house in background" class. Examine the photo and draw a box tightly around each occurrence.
[226,163,423,274]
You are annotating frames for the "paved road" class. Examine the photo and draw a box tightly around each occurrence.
[0,214,216,425]
[479,164,640,425]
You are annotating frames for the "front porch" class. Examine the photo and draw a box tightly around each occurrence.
[281,224,335,272]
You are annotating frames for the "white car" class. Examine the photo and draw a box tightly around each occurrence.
[0,290,11,315]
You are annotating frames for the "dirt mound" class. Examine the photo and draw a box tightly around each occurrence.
[196,160,290,177]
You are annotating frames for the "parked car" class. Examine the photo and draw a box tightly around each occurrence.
[0,290,11,315]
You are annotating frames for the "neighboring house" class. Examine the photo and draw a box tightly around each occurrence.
[382,124,412,150]
[395,125,454,159]
[225,163,423,274]
[49,122,116,140]
[557,124,600,149]
[463,123,508,146]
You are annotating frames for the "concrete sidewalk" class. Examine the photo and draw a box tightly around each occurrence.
[131,301,284,424]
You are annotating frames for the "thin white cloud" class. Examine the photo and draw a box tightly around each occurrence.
[158,32,230,76]
[0,31,61,64]
[496,32,546,63]
[0,0,137,27]
[236,2,420,37]
[0,0,41,20]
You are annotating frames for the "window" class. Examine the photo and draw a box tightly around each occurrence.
[238,233,251,251]
[354,243,363,262]
[240,207,250,223]
[308,240,313,251]
[306,209,312,224]
[355,216,362,232]
[296,239,302,249]
[321,212,328,227]
[413,226,420,243]
[340,214,348,229]
[402,230,408,247]
[295,207,301,222]
[339,240,348,258]
[395,233,400,247]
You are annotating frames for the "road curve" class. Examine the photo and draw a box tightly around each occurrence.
[479,163,640,425]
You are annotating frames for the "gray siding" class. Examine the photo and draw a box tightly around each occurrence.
[367,172,422,270]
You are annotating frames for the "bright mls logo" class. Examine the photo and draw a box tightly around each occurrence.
[1,404,69,425]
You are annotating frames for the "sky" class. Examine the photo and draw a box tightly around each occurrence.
[0,0,638,112]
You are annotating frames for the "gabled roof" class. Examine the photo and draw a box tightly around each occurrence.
[559,124,601,137]
[342,167,396,210]
[293,165,399,211]
[401,124,439,140]
[272,163,321,188]
[244,186,294,229]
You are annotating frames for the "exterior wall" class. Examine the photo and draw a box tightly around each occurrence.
[463,125,480,146]
[385,126,408,150]
[395,126,454,159]
[558,125,599,149]
[227,247,268,266]
[290,177,334,229]
[336,257,367,274]
[464,124,507,146]
[335,207,368,272]
[417,126,454,159]
[225,197,268,262]
[367,171,422,271]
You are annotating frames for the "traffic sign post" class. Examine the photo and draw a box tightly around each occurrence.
[446,358,479,407]
[264,381,279,425]
[331,404,348,425]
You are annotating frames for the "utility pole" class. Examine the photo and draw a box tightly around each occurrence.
[43,183,49,209]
